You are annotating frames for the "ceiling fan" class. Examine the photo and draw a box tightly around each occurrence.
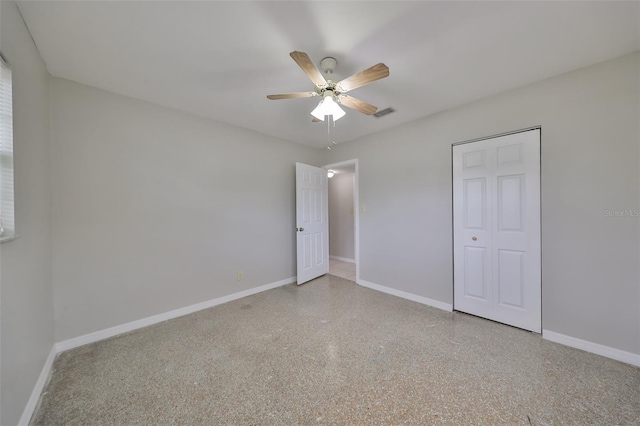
[267,51,389,122]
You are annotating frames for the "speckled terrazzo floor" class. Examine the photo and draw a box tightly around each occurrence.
[32,275,640,425]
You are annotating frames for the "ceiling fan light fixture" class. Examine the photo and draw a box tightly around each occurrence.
[311,92,346,121]
[326,97,346,120]
[310,101,326,121]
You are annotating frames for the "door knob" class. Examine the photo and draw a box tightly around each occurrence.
[472,236,477,241]
[298,227,304,232]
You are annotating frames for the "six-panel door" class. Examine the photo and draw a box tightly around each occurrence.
[453,129,541,333]
[296,163,329,285]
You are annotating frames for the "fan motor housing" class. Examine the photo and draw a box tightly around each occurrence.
[320,57,337,75]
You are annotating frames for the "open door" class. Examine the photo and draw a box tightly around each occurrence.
[296,163,329,284]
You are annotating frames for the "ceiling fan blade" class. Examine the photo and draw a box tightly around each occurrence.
[339,95,378,115]
[290,51,327,88]
[267,92,316,100]
[311,117,322,122]
[336,63,389,93]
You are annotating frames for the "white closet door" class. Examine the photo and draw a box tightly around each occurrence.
[453,129,541,333]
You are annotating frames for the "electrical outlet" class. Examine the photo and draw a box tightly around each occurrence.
[237,271,244,281]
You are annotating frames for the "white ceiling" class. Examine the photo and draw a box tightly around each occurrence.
[17,1,640,149]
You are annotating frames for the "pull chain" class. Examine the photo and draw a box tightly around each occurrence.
[326,115,337,150]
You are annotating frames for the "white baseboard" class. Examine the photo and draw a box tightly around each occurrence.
[329,255,355,264]
[20,277,295,425]
[357,279,453,312]
[18,347,56,426]
[55,277,295,353]
[543,330,640,367]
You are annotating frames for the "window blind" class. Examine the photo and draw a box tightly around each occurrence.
[0,56,14,237]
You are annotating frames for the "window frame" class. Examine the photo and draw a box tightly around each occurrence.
[0,53,15,243]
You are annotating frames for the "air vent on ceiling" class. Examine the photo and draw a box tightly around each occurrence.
[373,107,396,118]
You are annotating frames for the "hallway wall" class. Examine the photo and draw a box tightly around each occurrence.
[328,172,355,261]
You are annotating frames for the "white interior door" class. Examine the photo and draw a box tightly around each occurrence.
[453,129,541,333]
[296,163,328,285]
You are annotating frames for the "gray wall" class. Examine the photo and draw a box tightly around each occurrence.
[50,78,322,342]
[324,52,640,356]
[0,2,54,425]
[328,172,355,261]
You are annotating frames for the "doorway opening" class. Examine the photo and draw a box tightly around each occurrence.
[324,159,359,283]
